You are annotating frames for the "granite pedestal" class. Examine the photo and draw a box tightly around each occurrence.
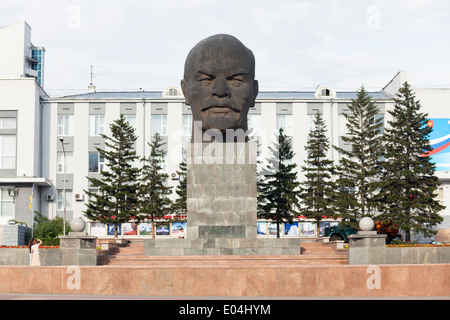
[0,225,31,246]
[347,231,387,265]
[144,142,301,255]
[58,232,97,265]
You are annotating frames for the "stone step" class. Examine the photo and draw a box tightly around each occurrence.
[97,241,144,260]
[300,242,339,255]
[97,254,347,266]
[302,248,335,254]
[96,239,348,265]
[116,247,144,254]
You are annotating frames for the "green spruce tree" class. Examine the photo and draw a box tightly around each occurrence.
[136,133,173,238]
[258,128,301,238]
[84,114,140,238]
[378,82,444,243]
[334,86,384,227]
[300,111,336,230]
[172,150,187,218]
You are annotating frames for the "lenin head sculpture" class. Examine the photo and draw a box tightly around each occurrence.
[181,34,259,142]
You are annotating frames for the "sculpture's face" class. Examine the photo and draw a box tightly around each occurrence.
[181,35,258,135]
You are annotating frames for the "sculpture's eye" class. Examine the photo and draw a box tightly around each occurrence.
[228,73,246,87]
[197,72,214,85]
[229,76,244,86]
[199,77,213,84]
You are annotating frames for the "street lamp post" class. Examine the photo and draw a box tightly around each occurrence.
[59,138,67,236]
[7,187,19,202]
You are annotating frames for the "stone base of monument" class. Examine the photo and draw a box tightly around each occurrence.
[144,238,301,255]
[144,142,301,256]
[347,231,387,265]
[58,232,97,265]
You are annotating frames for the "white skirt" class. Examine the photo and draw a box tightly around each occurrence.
[31,253,41,266]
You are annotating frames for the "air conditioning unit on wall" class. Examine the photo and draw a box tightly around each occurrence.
[74,193,84,201]
[46,194,55,201]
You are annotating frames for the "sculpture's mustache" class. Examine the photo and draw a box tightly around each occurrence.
[200,101,240,113]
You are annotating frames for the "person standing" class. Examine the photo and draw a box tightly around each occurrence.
[30,239,42,266]
[27,238,34,265]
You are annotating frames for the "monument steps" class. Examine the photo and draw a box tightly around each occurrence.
[97,240,348,266]
[97,240,144,265]
[98,255,347,266]
[301,241,347,256]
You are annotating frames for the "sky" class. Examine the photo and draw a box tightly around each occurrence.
[2,0,450,96]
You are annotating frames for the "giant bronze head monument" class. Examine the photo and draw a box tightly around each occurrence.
[144,34,300,255]
[181,34,259,142]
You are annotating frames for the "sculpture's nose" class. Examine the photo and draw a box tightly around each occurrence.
[212,77,230,98]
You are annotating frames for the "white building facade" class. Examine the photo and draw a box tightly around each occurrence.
[40,73,450,238]
[1,21,449,240]
[0,21,50,231]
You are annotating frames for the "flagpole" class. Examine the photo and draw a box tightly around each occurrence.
[59,138,66,236]
[30,183,34,238]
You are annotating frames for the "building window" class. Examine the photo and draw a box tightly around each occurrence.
[163,86,182,97]
[168,88,179,96]
[248,114,261,136]
[31,47,45,86]
[315,86,336,99]
[89,152,105,173]
[123,114,136,129]
[182,114,192,136]
[58,115,74,136]
[338,115,348,137]
[0,135,16,169]
[0,118,16,129]
[307,114,316,133]
[276,114,293,136]
[151,114,167,136]
[374,115,385,135]
[0,187,14,217]
[57,190,73,211]
[89,115,105,136]
[57,152,73,174]
[58,115,73,136]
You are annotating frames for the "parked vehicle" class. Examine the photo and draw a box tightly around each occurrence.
[323,225,357,242]
[323,220,403,243]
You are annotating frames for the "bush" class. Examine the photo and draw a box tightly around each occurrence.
[33,211,71,241]
[41,238,60,246]
[390,239,404,246]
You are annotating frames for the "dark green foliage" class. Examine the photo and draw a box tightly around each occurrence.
[84,114,140,238]
[377,82,444,242]
[33,211,70,242]
[250,135,265,211]
[258,128,301,238]
[172,151,187,218]
[300,111,336,225]
[334,86,384,227]
[136,133,173,238]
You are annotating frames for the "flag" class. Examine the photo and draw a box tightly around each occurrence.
[29,184,34,210]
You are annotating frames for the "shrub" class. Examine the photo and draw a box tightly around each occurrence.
[33,211,71,241]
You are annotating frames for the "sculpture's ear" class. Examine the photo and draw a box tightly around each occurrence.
[181,79,190,105]
[252,80,259,101]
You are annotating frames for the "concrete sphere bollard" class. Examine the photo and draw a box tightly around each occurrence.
[359,217,374,231]
[70,217,86,232]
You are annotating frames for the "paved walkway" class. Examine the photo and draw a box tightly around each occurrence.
[0,293,448,300]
